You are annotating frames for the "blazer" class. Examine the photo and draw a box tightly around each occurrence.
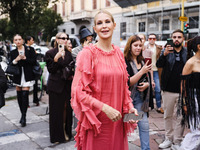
[10,45,36,84]
[45,48,73,94]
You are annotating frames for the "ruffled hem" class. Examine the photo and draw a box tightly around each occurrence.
[71,45,136,149]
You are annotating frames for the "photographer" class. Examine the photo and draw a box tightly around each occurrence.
[45,32,74,143]
[156,29,187,150]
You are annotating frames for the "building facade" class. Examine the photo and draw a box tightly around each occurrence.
[49,0,200,46]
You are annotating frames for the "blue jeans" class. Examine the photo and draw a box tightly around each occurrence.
[133,91,150,150]
[153,71,161,108]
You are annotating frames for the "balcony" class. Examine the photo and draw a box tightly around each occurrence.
[69,10,92,21]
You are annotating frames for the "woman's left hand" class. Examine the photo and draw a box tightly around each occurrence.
[137,82,149,92]
[128,108,138,124]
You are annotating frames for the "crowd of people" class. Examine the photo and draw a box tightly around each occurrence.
[0,9,200,150]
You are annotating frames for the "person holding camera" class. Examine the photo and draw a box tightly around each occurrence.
[45,32,74,143]
[9,34,36,127]
[156,29,187,150]
[124,35,152,150]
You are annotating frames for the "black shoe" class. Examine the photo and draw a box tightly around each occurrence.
[20,115,26,127]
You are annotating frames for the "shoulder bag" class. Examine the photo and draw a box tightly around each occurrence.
[33,61,43,79]
[5,64,20,75]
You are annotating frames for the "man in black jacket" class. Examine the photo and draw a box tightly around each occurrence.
[156,29,187,150]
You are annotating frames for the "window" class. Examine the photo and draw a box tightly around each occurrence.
[162,19,169,30]
[81,0,84,10]
[71,28,74,34]
[71,0,74,12]
[189,32,198,39]
[120,22,126,40]
[139,22,145,32]
[189,16,199,28]
[93,0,97,9]
[53,4,57,13]
[162,34,170,40]
[62,2,65,16]
[106,0,110,7]
[63,29,66,33]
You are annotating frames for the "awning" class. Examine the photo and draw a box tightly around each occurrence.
[113,0,160,8]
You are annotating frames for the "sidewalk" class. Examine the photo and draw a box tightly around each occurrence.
[0,89,188,150]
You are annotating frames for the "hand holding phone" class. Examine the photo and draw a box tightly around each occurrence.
[166,38,174,51]
[19,51,24,56]
[123,111,144,122]
[58,44,64,51]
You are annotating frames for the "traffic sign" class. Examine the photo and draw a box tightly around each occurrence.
[179,16,188,22]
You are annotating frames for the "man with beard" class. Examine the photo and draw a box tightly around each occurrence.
[156,29,187,150]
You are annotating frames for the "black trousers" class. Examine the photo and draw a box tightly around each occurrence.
[48,89,73,143]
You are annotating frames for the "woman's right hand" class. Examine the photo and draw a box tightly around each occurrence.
[15,55,24,62]
[141,61,152,74]
[54,49,65,62]
[102,104,122,122]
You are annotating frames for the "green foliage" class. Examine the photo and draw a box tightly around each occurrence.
[0,0,63,42]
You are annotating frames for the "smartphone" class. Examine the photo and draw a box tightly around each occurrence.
[58,44,64,51]
[123,111,144,122]
[144,58,152,66]
[19,51,24,55]
[166,38,174,48]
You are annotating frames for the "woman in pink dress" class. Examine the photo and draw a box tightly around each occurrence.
[71,10,138,150]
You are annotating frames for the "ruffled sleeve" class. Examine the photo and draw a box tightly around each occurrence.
[71,46,104,148]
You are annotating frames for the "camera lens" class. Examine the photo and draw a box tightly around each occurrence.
[59,45,62,48]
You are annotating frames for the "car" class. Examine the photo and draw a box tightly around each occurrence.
[31,44,49,55]
[50,34,80,49]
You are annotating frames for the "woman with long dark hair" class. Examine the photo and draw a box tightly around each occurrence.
[45,32,73,143]
[124,35,152,150]
[178,36,200,150]
[10,34,36,127]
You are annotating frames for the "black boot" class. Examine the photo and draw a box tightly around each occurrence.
[21,90,29,127]
[17,91,23,123]
[33,81,39,106]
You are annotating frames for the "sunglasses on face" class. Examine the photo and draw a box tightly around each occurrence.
[58,37,69,40]
[149,38,156,40]
[172,36,182,39]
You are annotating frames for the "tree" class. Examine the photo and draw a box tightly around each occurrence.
[39,9,63,42]
[0,18,9,40]
[0,0,63,42]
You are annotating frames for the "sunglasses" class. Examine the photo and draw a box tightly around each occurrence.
[172,36,182,39]
[58,37,69,40]
[149,38,156,40]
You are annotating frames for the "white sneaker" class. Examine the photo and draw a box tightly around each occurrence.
[171,144,181,150]
[159,139,172,149]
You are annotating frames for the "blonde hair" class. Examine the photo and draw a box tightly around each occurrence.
[138,34,146,41]
[94,10,115,25]
[54,32,66,48]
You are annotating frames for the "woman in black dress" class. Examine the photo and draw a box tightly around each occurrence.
[45,32,73,143]
[10,34,36,127]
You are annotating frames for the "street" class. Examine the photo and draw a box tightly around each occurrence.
[0,88,190,150]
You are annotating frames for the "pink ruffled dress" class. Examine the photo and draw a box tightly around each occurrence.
[71,44,137,150]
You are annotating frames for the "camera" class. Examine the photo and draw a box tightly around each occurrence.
[58,44,64,51]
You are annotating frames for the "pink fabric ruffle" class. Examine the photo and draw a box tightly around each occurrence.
[71,44,137,149]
